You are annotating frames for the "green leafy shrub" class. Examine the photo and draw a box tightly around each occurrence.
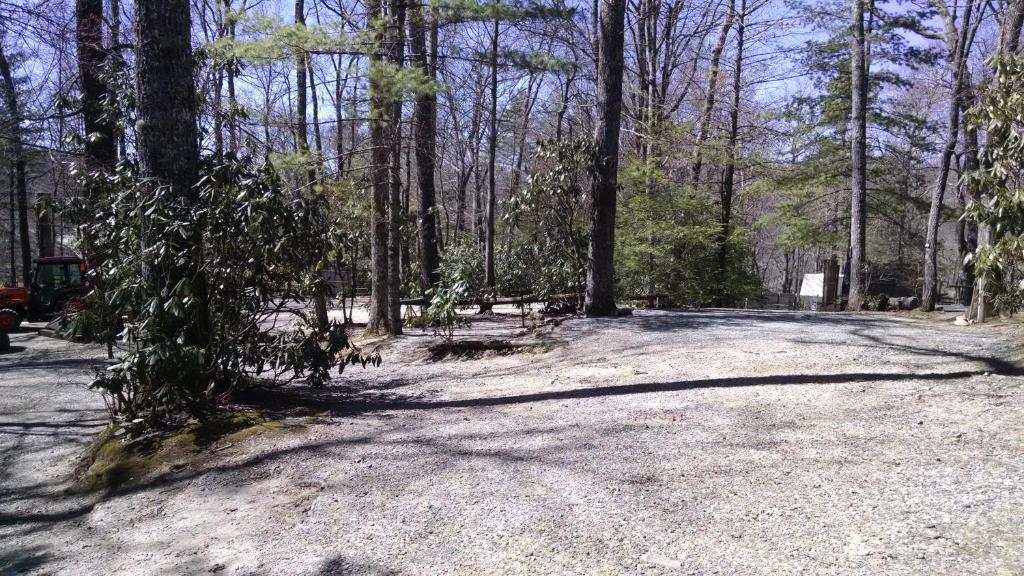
[424,280,470,342]
[616,160,759,307]
[438,234,485,294]
[993,289,1024,316]
[505,138,593,302]
[965,55,1024,316]
[80,156,375,424]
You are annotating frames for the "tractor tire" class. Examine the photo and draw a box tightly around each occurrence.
[0,308,20,334]
[0,331,9,352]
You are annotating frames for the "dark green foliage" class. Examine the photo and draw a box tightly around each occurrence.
[434,139,593,306]
[791,0,939,130]
[504,138,593,301]
[80,156,374,423]
[759,133,848,252]
[764,2,939,269]
[615,160,758,307]
[437,234,486,294]
[965,56,1024,313]
[424,280,470,341]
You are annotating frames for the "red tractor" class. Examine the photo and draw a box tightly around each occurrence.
[0,256,89,350]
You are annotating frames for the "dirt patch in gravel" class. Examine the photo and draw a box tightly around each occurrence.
[2,310,1023,575]
[423,337,556,361]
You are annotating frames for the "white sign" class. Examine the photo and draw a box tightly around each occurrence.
[799,273,844,298]
[799,273,825,297]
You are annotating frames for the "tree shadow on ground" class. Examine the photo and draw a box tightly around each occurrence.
[0,502,97,531]
[3,308,1016,568]
[342,369,1013,411]
[612,309,902,333]
[0,416,108,438]
[451,309,925,381]
[0,357,110,371]
[0,406,109,517]
[0,546,52,574]
[1,363,1014,565]
[790,325,1020,375]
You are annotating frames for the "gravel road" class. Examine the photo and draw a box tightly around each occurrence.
[2,310,1022,575]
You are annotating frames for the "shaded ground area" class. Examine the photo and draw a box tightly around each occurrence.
[2,310,1023,575]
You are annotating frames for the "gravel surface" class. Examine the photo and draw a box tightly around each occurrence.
[2,309,1023,575]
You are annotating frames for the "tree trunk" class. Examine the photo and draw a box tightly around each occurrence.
[459,78,481,235]
[365,0,405,334]
[225,0,239,153]
[261,83,272,158]
[507,73,541,204]
[970,0,1024,322]
[921,93,962,311]
[77,0,117,171]
[292,0,328,330]
[309,58,324,172]
[484,17,499,293]
[214,71,224,156]
[690,0,735,186]
[295,0,307,156]
[401,136,412,279]
[470,65,486,245]
[998,1,1024,56]
[584,0,627,317]
[36,200,54,258]
[0,44,31,288]
[555,69,575,141]
[782,250,792,294]
[109,0,127,161]
[922,0,976,312]
[366,0,392,334]
[847,0,868,312]
[386,0,406,333]
[409,3,440,292]
[348,83,358,172]
[633,0,650,161]
[7,162,16,285]
[294,0,317,186]
[507,77,538,198]
[716,0,745,306]
[134,0,209,346]
[958,75,979,306]
[333,55,346,175]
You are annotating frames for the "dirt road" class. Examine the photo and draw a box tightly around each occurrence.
[2,310,1022,575]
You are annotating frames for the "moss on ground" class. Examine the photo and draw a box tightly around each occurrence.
[81,410,287,493]
[81,426,145,492]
